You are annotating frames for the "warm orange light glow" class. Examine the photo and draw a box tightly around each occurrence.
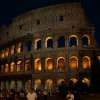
[35,59,41,72]
[70,62,77,69]
[5,48,9,57]
[82,78,90,86]
[5,64,9,72]
[25,60,31,71]
[45,79,53,90]
[1,50,5,58]
[17,43,22,53]
[10,62,15,72]
[82,56,90,69]
[11,45,15,55]
[34,79,41,90]
[70,78,78,84]
[58,58,65,67]
[48,63,53,70]
[69,57,78,70]
[46,58,53,71]
[17,48,21,53]
[1,65,4,72]
[57,79,65,85]
[97,56,100,61]
[17,60,22,72]
[83,62,88,69]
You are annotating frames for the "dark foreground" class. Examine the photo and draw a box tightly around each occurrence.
[1,93,100,100]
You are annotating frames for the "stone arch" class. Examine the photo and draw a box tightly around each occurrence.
[69,56,78,70]
[35,39,41,50]
[34,79,41,90]
[10,62,15,72]
[82,56,91,69]
[34,58,42,72]
[45,79,53,90]
[57,57,65,71]
[69,35,78,47]
[45,37,53,48]
[45,58,53,71]
[81,35,90,47]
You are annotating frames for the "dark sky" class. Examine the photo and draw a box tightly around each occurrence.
[0,0,100,47]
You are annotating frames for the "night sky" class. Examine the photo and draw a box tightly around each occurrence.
[0,0,100,47]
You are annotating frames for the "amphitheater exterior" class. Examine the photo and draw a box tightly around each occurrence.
[0,2,100,96]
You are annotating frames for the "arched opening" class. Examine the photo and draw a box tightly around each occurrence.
[35,39,41,50]
[45,37,53,48]
[34,58,42,72]
[25,80,32,92]
[1,65,4,72]
[1,81,5,90]
[69,35,78,47]
[16,43,22,54]
[45,58,53,71]
[1,50,5,58]
[5,81,10,90]
[10,62,15,72]
[34,79,41,90]
[10,81,16,89]
[16,80,23,91]
[97,56,100,61]
[25,59,31,71]
[69,56,78,70]
[5,48,9,57]
[57,36,65,48]
[5,64,9,72]
[82,56,91,70]
[11,45,15,55]
[45,79,53,92]
[17,60,23,72]
[57,57,65,72]
[81,35,89,47]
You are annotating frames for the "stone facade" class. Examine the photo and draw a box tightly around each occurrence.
[0,2,100,96]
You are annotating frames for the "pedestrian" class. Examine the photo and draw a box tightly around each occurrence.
[43,89,48,100]
[6,90,10,100]
[26,88,37,100]
[14,92,19,100]
[9,89,15,100]
[66,90,74,100]
[19,89,25,100]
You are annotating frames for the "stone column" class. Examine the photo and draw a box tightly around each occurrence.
[53,56,57,72]
[53,36,57,49]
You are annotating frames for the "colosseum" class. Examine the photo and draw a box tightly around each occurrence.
[0,1,100,97]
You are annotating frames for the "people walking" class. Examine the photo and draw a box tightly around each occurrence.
[26,88,37,100]
[66,90,74,100]
[43,89,48,100]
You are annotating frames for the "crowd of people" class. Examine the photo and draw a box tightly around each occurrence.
[0,80,89,100]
